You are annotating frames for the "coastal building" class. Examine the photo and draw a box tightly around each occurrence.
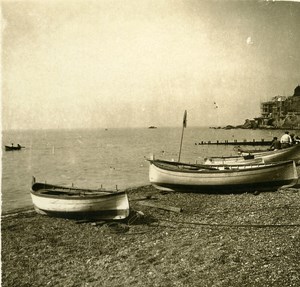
[254,85,300,129]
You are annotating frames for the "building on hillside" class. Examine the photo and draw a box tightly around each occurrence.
[254,85,300,129]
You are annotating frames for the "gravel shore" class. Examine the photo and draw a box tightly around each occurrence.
[2,185,300,287]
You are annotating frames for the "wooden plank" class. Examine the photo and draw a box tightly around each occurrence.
[75,220,106,225]
[137,201,183,213]
[130,195,157,201]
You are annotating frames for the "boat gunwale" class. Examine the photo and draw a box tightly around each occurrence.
[31,182,126,200]
[31,182,116,193]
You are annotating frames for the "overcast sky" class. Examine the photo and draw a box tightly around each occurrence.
[1,0,300,130]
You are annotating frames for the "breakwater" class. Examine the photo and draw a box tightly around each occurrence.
[195,139,272,146]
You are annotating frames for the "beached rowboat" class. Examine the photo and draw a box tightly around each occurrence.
[148,159,298,192]
[238,144,300,163]
[30,177,130,220]
[205,144,300,165]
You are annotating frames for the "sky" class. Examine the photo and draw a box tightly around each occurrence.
[1,0,300,130]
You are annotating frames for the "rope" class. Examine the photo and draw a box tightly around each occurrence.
[157,218,300,228]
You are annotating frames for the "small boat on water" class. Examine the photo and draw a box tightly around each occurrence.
[5,144,24,151]
[148,158,298,192]
[30,177,130,220]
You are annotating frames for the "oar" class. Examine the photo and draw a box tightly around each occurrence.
[155,159,218,170]
[175,162,219,171]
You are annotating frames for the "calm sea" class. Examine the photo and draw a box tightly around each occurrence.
[1,127,283,213]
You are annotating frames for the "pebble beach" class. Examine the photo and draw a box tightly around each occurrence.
[2,184,300,287]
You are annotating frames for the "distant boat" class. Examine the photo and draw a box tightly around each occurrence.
[148,126,157,129]
[30,177,130,220]
[5,144,24,151]
[148,158,298,192]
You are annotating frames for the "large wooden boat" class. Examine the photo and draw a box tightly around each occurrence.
[238,144,300,163]
[148,159,298,192]
[30,178,130,220]
[205,144,300,165]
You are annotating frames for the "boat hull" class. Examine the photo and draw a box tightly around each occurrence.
[149,160,298,192]
[240,144,300,163]
[30,182,130,220]
[205,144,300,165]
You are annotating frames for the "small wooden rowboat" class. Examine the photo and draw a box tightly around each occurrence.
[5,145,24,151]
[148,159,298,192]
[30,177,130,220]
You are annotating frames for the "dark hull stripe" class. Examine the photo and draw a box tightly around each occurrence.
[151,180,294,193]
[34,207,130,219]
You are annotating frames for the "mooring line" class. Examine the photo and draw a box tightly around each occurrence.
[157,218,300,228]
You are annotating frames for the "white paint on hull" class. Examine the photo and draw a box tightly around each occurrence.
[207,145,300,165]
[149,160,298,190]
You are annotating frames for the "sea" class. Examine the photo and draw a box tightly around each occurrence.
[1,127,285,213]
